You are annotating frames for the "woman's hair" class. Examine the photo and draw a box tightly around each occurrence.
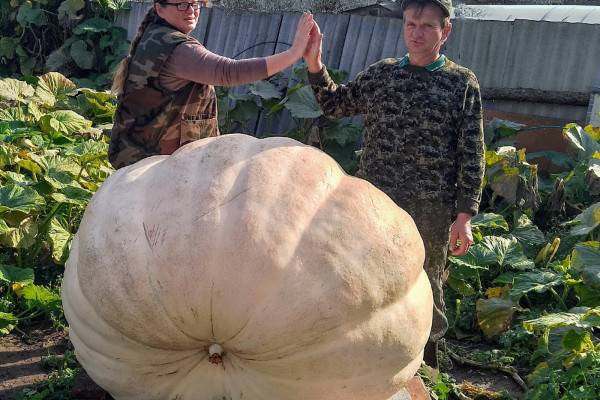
[111,6,159,97]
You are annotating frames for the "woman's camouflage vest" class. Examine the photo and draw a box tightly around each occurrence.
[108,20,219,169]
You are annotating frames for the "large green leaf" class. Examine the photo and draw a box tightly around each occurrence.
[15,284,61,314]
[0,106,27,122]
[17,158,43,176]
[563,123,600,161]
[523,307,600,332]
[0,78,35,103]
[57,0,85,20]
[74,17,113,35]
[0,312,17,335]
[50,185,93,206]
[476,297,519,338]
[0,216,38,249]
[567,202,600,236]
[249,80,281,100]
[39,110,92,135]
[485,146,539,209]
[0,265,34,286]
[284,86,323,119]
[45,46,71,72]
[449,243,498,270]
[0,172,34,187]
[322,121,362,147]
[471,212,509,233]
[35,72,77,108]
[511,214,546,258]
[48,217,72,264]
[0,185,45,214]
[509,271,564,301]
[570,242,600,289]
[66,140,108,164]
[484,118,525,146]
[77,88,117,123]
[480,235,535,270]
[70,40,95,70]
[16,2,46,26]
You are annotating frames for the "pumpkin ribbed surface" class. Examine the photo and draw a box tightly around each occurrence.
[62,134,432,400]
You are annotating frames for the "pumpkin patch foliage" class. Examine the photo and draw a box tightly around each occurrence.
[1,71,600,399]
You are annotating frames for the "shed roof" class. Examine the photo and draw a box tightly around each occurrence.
[455,5,600,24]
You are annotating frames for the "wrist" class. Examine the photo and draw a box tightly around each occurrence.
[456,212,472,222]
[307,60,323,74]
[288,47,303,61]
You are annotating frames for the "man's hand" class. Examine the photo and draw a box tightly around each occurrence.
[449,212,473,256]
[304,21,323,73]
[290,13,315,60]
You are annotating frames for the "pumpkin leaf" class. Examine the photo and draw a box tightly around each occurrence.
[476,296,519,338]
[0,185,46,215]
[523,308,600,333]
[321,122,362,147]
[471,212,509,233]
[449,243,498,270]
[0,265,35,286]
[480,236,535,270]
[567,202,600,236]
[509,271,564,301]
[16,2,46,27]
[0,216,38,249]
[70,40,95,70]
[36,72,77,107]
[249,80,281,100]
[570,242,600,289]
[48,217,72,264]
[563,123,600,161]
[73,17,112,34]
[0,78,35,103]
[284,86,323,119]
[39,110,92,136]
[50,185,93,206]
[65,140,108,164]
[58,0,85,20]
[511,214,547,258]
[14,284,61,314]
[0,312,17,335]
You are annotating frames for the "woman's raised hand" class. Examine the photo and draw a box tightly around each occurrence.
[291,13,315,58]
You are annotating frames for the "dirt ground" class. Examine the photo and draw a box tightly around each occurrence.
[0,328,69,400]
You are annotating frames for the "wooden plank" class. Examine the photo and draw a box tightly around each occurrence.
[349,15,376,78]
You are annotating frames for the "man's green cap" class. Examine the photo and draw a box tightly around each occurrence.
[401,0,453,17]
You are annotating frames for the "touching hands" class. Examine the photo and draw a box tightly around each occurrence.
[291,13,315,59]
[304,21,323,73]
[449,212,473,256]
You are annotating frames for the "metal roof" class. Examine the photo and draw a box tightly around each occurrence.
[455,5,600,24]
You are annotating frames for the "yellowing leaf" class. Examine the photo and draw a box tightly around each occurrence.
[11,282,25,292]
[584,124,600,141]
[485,286,510,298]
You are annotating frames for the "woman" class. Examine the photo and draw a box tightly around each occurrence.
[109,0,315,168]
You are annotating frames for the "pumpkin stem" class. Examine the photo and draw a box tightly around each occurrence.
[208,343,224,364]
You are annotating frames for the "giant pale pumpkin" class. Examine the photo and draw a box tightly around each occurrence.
[62,134,432,400]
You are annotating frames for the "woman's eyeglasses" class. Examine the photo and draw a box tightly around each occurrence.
[160,1,210,11]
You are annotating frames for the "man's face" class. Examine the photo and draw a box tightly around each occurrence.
[403,4,451,61]
[155,1,208,34]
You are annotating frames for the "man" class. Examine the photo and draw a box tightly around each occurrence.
[303,0,485,368]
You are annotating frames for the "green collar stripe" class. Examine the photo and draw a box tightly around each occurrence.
[398,54,446,71]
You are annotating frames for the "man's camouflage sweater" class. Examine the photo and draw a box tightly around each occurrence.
[308,56,485,216]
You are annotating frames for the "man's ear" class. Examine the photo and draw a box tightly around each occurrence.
[441,21,452,44]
